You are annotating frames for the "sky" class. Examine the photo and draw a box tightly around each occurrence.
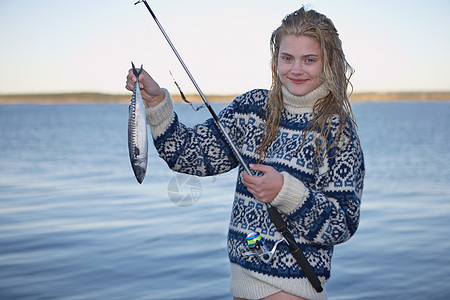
[0,0,449,95]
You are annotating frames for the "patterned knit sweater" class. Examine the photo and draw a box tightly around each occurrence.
[146,85,365,300]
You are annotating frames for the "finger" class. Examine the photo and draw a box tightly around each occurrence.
[243,173,260,186]
[250,164,273,174]
[127,69,137,82]
[138,69,150,81]
[243,172,252,182]
[125,81,133,92]
[246,187,260,201]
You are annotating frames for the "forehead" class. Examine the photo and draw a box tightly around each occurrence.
[279,35,321,55]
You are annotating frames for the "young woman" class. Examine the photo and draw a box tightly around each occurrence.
[126,7,364,300]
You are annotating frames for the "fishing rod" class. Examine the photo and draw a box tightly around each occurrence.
[134,0,323,293]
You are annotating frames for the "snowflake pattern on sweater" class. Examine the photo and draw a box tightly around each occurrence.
[150,86,365,297]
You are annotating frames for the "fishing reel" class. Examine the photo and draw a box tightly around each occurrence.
[241,232,285,264]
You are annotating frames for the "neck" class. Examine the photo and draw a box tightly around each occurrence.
[282,84,329,113]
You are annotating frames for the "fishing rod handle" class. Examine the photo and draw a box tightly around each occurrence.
[267,204,323,293]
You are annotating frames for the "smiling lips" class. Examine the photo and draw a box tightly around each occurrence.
[289,78,308,84]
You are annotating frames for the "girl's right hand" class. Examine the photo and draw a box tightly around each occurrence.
[125,67,165,107]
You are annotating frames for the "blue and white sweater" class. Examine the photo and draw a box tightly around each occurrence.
[146,85,365,300]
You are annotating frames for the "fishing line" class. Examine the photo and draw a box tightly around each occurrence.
[134,0,323,293]
[169,71,205,111]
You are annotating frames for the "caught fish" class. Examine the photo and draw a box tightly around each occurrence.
[128,62,148,183]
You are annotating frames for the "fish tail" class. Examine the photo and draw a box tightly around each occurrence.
[131,62,144,78]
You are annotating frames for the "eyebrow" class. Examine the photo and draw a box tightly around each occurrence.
[279,52,320,58]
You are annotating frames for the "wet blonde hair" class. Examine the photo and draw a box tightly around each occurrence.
[259,7,356,163]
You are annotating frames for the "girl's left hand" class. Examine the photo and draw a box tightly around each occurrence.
[242,164,284,203]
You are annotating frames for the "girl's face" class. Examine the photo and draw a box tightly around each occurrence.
[278,35,322,96]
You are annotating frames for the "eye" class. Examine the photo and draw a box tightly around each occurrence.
[305,58,316,63]
[280,55,293,62]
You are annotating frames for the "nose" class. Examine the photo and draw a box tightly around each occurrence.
[291,62,304,75]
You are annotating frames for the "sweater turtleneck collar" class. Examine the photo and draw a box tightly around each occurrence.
[281,84,330,113]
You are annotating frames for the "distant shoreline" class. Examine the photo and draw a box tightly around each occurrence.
[0,91,449,104]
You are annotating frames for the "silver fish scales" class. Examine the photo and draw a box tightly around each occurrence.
[128,62,148,183]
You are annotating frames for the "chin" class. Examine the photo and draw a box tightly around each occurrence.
[288,87,312,97]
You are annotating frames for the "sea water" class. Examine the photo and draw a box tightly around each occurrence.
[0,101,449,300]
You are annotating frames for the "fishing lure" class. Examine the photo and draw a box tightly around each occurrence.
[169,71,205,111]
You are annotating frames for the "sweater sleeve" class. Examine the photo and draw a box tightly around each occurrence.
[148,90,241,177]
[145,88,175,136]
[271,122,365,246]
